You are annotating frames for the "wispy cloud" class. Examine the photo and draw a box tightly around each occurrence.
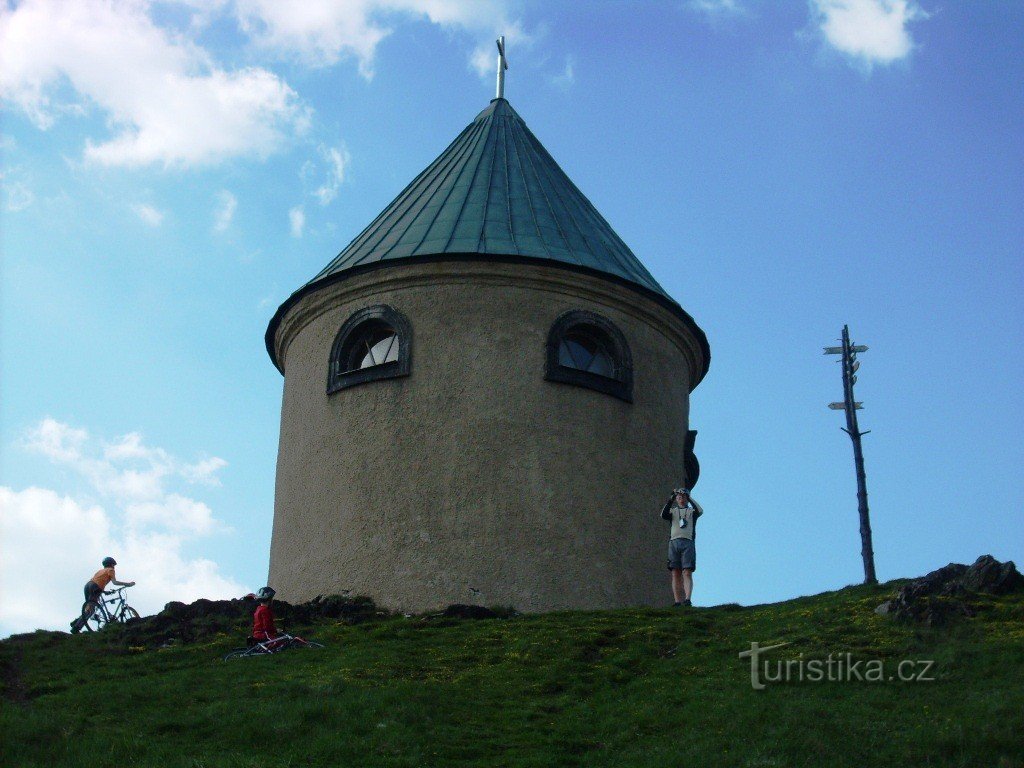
[0,0,308,167]
[312,144,350,206]
[235,0,524,80]
[2,177,35,212]
[27,419,226,502]
[289,205,305,237]
[550,56,575,90]
[469,22,536,80]
[688,0,748,17]
[131,202,165,226]
[810,0,927,68]
[214,190,238,232]
[1,419,243,636]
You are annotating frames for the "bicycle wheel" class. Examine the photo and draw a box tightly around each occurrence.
[119,606,141,622]
[80,601,104,632]
[223,649,252,661]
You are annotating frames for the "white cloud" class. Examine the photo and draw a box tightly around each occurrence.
[26,418,227,504]
[26,418,88,463]
[181,456,229,485]
[235,0,523,79]
[1,420,243,637]
[0,487,111,635]
[312,144,349,206]
[3,180,34,211]
[0,0,308,167]
[469,22,533,79]
[131,202,165,226]
[810,0,926,67]
[125,494,222,537]
[688,0,747,15]
[550,56,575,90]
[1,166,35,211]
[289,205,305,237]
[214,190,238,231]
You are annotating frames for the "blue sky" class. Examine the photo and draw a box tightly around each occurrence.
[1,0,1021,636]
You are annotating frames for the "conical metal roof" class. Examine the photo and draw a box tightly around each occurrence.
[267,98,709,379]
[309,98,670,297]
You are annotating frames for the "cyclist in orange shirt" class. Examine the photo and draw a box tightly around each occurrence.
[70,557,135,633]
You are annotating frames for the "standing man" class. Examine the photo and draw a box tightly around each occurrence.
[661,488,703,607]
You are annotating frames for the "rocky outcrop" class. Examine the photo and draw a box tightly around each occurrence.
[875,555,1023,626]
[62,594,512,647]
[110,594,381,647]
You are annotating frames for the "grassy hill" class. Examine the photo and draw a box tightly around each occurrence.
[2,581,1022,768]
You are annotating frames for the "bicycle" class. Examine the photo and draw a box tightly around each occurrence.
[223,633,324,661]
[80,586,140,632]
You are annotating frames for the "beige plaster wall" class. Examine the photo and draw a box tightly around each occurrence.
[268,261,706,611]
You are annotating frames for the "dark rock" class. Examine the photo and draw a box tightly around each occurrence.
[442,604,498,619]
[962,555,1024,594]
[899,562,968,601]
[873,601,894,616]
[879,555,1021,625]
[74,594,381,649]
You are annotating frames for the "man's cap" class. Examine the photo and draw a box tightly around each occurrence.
[673,488,689,495]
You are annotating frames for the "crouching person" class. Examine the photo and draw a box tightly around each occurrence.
[248,586,278,646]
[661,488,703,607]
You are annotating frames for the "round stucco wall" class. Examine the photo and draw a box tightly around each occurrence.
[268,260,706,612]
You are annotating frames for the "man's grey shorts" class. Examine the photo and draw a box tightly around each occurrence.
[667,537,696,571]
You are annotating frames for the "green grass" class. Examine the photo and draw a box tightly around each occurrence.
[2,582,1022,767]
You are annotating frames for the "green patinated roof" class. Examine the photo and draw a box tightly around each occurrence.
[267,98,709,379]
[308,98,670,297]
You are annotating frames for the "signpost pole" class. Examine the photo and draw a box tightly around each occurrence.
[825,326,877,585]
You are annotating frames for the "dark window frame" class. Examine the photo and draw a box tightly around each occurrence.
[545,309,633,402]
[327,305,412,394]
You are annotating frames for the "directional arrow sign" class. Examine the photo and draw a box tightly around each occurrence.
[823,346,843,355]
[850,345,869,353]
[829,402,863,410]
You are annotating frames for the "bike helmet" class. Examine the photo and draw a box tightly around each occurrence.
[257,586,276,601]
[102,557,117,567]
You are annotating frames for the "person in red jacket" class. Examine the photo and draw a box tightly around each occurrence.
[249,586,278,645]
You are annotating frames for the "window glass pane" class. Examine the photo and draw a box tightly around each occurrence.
[357,332,396,369]
[588,349,613,377]
[344,325,399,372]
[365,334,393,368]
[563,338,594,370]
[558,341,576,368]
[382,334,399,363]
[559,327,617,379]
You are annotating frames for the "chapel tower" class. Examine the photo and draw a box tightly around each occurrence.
[265,81,709,611]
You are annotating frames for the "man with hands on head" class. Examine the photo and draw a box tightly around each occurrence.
[661,488,703,607]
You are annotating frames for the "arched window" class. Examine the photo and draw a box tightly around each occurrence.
[545,310,633,402]
[327,305,411,393]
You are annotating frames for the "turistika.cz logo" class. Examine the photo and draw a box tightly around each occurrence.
[738,642,936,690]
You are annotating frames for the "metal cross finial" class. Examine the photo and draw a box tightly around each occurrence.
[495,36,508,99]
